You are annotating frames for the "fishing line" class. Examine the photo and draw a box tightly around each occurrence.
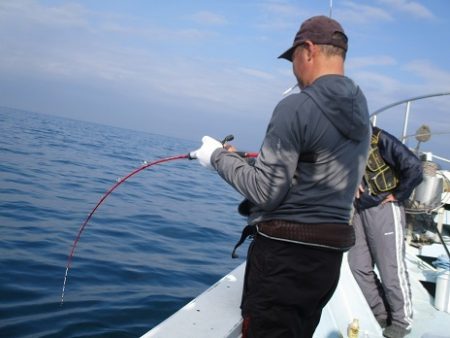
[60,136,257,306]
[61,154,188,305]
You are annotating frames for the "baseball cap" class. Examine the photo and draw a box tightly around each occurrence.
[278,15,348,61]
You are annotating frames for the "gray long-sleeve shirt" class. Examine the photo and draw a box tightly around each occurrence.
[211,75,371,225]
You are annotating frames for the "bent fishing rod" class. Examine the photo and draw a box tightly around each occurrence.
[60,135,257,305]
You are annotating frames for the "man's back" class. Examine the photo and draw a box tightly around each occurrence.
[215,74,370,225]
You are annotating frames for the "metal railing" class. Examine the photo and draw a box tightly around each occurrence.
[370,92,450,164]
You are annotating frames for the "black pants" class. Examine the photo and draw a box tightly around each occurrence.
[241,234,343,338]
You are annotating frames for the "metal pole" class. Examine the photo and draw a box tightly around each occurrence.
[401,101,411,145]
[370,92,450,118]
[434,208,450,260]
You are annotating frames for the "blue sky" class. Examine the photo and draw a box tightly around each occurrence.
[1,0,449,166]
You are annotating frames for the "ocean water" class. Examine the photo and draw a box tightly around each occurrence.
[0,107,248,338]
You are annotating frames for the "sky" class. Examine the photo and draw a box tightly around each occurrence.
[1,0,450,167]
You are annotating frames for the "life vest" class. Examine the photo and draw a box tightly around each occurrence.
[365,127,399,195]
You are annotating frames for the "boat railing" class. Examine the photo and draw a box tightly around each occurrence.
[370,91,450,164]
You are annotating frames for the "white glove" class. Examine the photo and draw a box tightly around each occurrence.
[190,136,223,169]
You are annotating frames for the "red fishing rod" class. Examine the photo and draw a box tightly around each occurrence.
[60,135,257,305]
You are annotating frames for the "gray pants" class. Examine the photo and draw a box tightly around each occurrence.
[348,202,413,329]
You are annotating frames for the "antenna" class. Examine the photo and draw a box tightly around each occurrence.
[329,0,333,17]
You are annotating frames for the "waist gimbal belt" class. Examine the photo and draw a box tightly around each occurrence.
[231,220,355,258]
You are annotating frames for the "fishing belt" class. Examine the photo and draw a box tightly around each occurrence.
[232,220,355,258]
[365,127,398,195]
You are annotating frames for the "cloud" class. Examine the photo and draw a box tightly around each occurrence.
[0,1,214,84]
[377,0,435,19]
[0,0,283,120]
[335,1,393,24]
[256,1,305,30]
[99,18,216,42]
[189,11,228,26]
[261,1,301,17]
[0,0,90,28]
[350,70,403,104]
[1,0,447,156]
[349,57,450,162]
[403,60,450,91]
[335,0,435,24]
[349,55,397,69]
[237,67,274,80]
[351,59,450,111]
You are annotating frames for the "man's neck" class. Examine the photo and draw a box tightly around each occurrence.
[311,56,344,82]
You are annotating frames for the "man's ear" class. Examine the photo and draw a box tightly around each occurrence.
[303,40,315,61]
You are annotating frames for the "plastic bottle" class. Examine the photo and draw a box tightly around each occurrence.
[347,318,359,338]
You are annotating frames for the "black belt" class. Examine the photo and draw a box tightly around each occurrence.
[232,220,355,258]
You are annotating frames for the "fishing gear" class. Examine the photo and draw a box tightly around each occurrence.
[61,135,257,305]
[60,154,188,305]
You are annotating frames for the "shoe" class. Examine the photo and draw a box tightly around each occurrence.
[383,324,411,338]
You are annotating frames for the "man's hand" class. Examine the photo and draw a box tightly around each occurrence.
[355,185,364,199]
[224,143,237,152]
[381,193,397,205]
[190,136,223,169]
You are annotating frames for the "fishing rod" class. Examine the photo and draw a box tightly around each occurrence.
[60,135,257,305]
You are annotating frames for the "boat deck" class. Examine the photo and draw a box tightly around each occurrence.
[140,254,383,338]
[141,243,450,338]
[404,245,450,337]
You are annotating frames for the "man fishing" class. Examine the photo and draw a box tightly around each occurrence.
[191,15,371,337]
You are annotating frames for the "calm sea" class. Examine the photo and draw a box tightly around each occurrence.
[0,107,248,338]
